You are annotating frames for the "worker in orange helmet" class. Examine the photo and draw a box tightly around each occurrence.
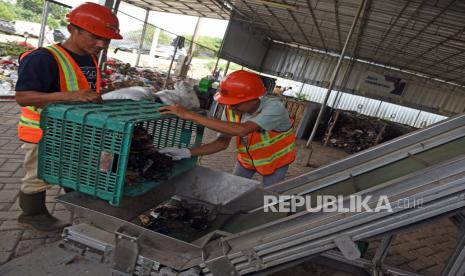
[14,2,122,231]
[159,70,296,187]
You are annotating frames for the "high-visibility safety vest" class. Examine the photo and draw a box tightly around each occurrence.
[225,105,296,176]
[17,44,100,144]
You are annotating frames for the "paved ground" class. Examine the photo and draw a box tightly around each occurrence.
[0,101,461,275]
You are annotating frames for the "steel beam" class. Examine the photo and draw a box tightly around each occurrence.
[441,233,465,276]
[135,9,150,67]
[38,0,50,48]
[305,0,367,149]
[372,235,394,276]
[304,0,327,51]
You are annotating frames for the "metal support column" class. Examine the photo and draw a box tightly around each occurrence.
[441,227,465,275]
[330,57,355,109]
[224,61,231,76]
[372,235,394,276]
[179,17,201,79]
[164,36,183,88]
[188,17,201,56]
[136,9,150,67]
[305,0,367,149]
[374,101,384,117]
[412,110,422,128]
[164,46,178,88]
[38,0,50,47]
[213,57,221,74]
[98,0,121,70]
[149,28,161,67]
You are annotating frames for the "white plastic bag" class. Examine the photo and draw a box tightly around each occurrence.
[102,86,155,101]
[155,81,200,109]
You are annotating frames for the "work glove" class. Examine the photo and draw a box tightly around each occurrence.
[158,147,191,160]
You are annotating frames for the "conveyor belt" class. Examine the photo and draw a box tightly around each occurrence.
[17,112,465,276]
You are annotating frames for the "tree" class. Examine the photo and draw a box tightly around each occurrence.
[122,27,175,49]
[184,34,222,57]
[0,0,68,28]
[0,1,15,21]
[17,0,42,15]
[47,4,68,28]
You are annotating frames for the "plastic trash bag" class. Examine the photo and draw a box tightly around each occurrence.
[101,86,155,101]
[155,81,200,109]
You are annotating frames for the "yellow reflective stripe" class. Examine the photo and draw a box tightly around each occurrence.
[237,127,294,153]
[48,45,78,91]
[19,117,40,128]
[48,45,79,90]
[240,143,295,166]
[46,45,79,91]
[227,108,240,123]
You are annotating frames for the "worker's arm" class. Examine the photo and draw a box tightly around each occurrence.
[190,136,232,156]
[15,89,103,108]
[158,105,261,137]
[158,136,232,160]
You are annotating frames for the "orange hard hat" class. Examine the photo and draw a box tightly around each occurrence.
[214,70,266,105]
[66,2,122,40]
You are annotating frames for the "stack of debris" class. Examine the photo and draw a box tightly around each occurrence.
[101,59,175,93]
[325,111,387,153]
[138,197,217,235]
[0,42,33,97]
[0,58,18,97]
[325,111,416,153]
[0,41,34,57]
[126,125,174,185]
[0,40,177,97]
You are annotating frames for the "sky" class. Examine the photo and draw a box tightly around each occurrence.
[54,0,229,38]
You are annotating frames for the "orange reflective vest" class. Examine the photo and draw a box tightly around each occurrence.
[225,105,296,176]
[17,44,100,143]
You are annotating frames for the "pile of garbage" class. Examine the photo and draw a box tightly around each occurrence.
[101,80,201,109]
[0,58,18,97]
[0,41,34,57]
[0,42,33,97]
[324,110,415,153]
[101,59,175,93]
[138,197,217,234]
[324,111,386,153]
[0,44,178,97]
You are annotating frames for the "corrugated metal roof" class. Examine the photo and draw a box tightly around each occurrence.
[125,0,465,89]
[262,47,465,116]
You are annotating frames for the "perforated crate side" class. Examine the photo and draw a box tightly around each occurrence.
[39,100,205,206]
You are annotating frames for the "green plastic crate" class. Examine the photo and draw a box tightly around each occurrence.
[38,100,204,206]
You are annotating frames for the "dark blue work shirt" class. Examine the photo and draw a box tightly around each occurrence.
[15,46,97,93]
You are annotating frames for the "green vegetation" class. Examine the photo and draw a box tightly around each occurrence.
[294,90,309,101]
[0,41,31,56]
[0,1,15,21]
[122,27,174,49]
[205,60,242,71]
[0,0,68,28]
[185,35,223,52]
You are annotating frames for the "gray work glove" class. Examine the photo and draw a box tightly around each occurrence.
[158,147,191,160]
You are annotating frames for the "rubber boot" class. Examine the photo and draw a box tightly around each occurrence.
[17,191,70,231]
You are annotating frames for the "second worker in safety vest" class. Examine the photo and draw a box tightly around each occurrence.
[15,2,123,231]
[159,70,296,187]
